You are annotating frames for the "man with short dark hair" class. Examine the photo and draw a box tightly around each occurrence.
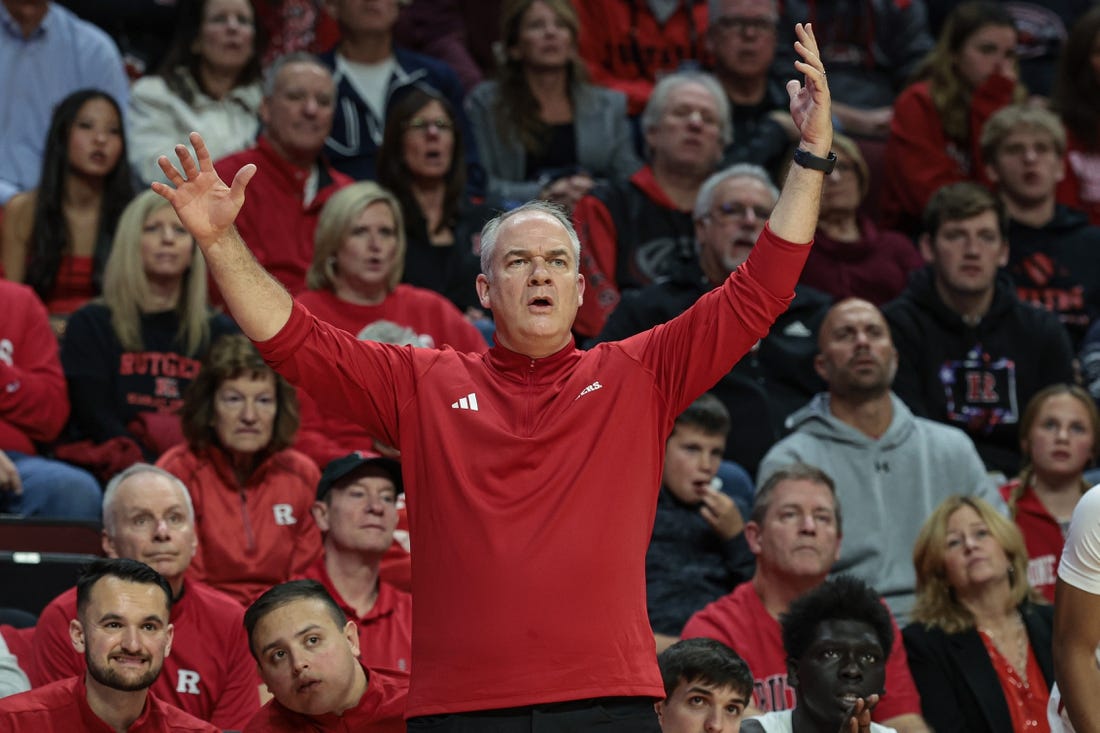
[741,575,896,733]
[31,463,260,729]
[0,558,217,732]
[684,465,929,733]
[656,638,753,733]
[882,182,1076,477]
[242,580,407,732]
[304,452,412,671]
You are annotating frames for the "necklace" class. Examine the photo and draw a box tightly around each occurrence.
[978,611,1029,684]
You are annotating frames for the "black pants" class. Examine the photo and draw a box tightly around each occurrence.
[407,696,661,732]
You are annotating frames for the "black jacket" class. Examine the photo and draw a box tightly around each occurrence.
[903,601,1053,733]
[883,267,1074,476]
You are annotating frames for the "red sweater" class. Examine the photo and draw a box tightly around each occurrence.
[295,286,488,465]
[301,557,413,672]
[1000,480,1068,602]
[0,675,218,732]
[573,0,709,116]
[681,581,922,722]
[881,74,1017,233]
[243,664,407,732]
[214,136,351,296]
[30,581,260,729]
[157,445,323,605]
[255,224,810,715]
[0,280,69,454]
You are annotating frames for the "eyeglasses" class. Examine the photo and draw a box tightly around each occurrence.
[714,15,778,35]
[404,117,454,133]
[710,201,772,222]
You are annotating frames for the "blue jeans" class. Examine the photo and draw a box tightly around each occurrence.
[2,452,102,521]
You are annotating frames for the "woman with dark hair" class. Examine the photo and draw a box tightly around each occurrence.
[1000,384,1100,602]
[127,0,265,185]
[880,1,1025,234]
[465,0,641,211]
[904,496,1053,733]
[377,87,491,315]
[157,333,322,607]
[1,89,133,324]
[1053,5,1100,226]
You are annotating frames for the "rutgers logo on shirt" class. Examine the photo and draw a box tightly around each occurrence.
[176,669,201,695]
[272,504,297,525]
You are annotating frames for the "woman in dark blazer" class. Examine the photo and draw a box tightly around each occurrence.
[465,0,641,211]
[903,495,1053,733]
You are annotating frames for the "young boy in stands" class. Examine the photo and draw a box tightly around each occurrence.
[648,393,755,651]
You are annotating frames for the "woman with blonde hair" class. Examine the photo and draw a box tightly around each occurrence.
[904,495,1053,733]
[880,1,1025,234]
[59,189,237,471]
[295,181,487,465]
[999,384,1099,602]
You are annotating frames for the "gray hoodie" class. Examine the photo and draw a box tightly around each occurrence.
[758,392,1004,624]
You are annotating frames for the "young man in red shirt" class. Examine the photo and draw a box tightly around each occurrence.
[243,580,407,732]
[0,558,217,732]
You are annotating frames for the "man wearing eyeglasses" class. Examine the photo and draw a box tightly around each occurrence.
[707,0,796,182]
[589,163,832,475]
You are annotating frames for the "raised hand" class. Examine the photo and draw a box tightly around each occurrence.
[151,132,256,248]
[786,22,832,154]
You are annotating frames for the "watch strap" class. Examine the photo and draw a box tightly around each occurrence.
[792,147,838,174]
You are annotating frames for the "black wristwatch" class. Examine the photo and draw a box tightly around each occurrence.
[792,147,838,174]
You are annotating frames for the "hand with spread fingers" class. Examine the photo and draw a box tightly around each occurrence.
[786,22,833,157]
[151,131,257,250]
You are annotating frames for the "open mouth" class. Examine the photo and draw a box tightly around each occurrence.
[528,295,553,309]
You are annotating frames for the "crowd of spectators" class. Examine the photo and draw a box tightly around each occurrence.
[3,0,1100,731]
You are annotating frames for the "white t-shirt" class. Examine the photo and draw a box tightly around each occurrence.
[1058,483,1100,594]
[336,54,396,127]
[741,710,897,732]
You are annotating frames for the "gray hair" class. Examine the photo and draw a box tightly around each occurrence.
[357,319,422,346]
[752,462,842,533]
[641,70,733,148]
[693,163,779,221]
[262,51,332,97]
[479,200,582,278]
[102,463,195,536]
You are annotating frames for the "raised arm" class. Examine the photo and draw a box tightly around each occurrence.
[151,133,291,342]
[768,22,833,246]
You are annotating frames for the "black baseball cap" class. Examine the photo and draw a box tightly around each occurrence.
[316,452,403,500]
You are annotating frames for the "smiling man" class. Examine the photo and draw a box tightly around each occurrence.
[242,580,407,732]
[30,464,260,729]
[153,21,832,732]
[741,575,895,733]
[0,558,217,732]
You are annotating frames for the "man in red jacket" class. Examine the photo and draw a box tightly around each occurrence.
[152,21,832,731]
[0,558,217,732]
[242,580,407,732]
